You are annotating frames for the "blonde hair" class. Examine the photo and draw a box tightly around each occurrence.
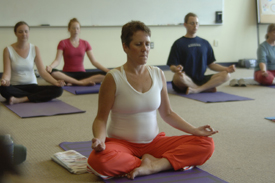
[68,18,80,30]
[266,24,275,39]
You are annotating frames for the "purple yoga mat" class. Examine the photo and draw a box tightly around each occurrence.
[167,81,253,103]
[104,168,228,183]
[59,141,92,158]
[63,84,101,95]
[3,99,85,118]
[59,141,228,183]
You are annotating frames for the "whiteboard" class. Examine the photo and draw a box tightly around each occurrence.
[0,0,224,26]
[257,0,275,23]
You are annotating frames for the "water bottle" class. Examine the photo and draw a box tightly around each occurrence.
[4,134,14,162]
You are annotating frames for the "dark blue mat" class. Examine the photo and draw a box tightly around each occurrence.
[63,84,101,95]
[167,81,254,103]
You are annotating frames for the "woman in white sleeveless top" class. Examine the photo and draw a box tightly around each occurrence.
[87,21,218,180]
[0,21,64,105]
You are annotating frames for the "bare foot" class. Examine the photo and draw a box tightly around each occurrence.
[127,154,172,180]
[202,87,217,93]
[66,83,73,86]
[9,96,29,105]
[186,87,217,95]
[186,87,198,94]
[79,78,96,86]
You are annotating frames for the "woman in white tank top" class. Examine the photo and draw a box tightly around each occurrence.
[88,21,218,180]
[0,21,65,104]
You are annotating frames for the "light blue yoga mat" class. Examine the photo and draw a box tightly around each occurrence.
[265,117,275,122]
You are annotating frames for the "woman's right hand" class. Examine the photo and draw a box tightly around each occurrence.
[1,79,10,86]
[55,80,65,87]
[173,65,183,73]
[261,70,268,77]
[46,65,52,73]
[92,138,106,152]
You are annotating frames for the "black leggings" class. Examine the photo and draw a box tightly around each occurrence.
[51,69,107,80]
[0,84,63,102]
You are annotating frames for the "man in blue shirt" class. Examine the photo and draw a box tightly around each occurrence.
[167,13,235,94]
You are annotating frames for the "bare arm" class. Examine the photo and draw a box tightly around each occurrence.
[92,73,116,151]
[86,50,110,72]
[208,63,235,73]
[34,46,64,86]
[259,63,268,76]
[1,48,12,86]
[46,50,63,73]
[158,70,218,136]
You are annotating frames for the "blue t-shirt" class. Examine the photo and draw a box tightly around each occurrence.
[167,36,215,82]
[255,41,275,71]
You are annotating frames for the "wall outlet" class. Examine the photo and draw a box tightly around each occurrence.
[213,40,218,47]
[150,42,154,49]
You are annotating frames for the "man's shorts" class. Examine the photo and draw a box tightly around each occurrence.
[171,74,214,93]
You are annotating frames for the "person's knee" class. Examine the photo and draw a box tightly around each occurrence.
[87,149,119,174]
[0,86,10,99]
[55,87,63,97]
[172,73,189,87]
[198,137,215,158]
[172,73,182,83]
[220,71,230,82]
[50,86,63,98]
[257,72,274,85]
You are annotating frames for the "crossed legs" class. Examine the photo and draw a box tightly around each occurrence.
[0,85,63,104]
[51,71,105,86]
[87,133,214,180]
[172,71,230,94]
[254,70,275,85]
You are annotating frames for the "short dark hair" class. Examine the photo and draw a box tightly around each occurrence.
[121,21,151,47]
[184,13,198,23]
[266,24,275,39]
[14,21,29,33]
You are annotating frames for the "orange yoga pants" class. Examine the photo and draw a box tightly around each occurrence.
[87,132,214,178]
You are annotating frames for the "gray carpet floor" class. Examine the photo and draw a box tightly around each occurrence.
[1,68,275,183]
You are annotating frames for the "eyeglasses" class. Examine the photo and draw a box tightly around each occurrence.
[188,22,199,26]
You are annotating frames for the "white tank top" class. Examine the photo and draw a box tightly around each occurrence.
[8,43,37,85]
[107,65,163,143]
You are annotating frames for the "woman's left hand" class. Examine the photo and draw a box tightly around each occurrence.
[193,125,218,136]
[55,80,65,87]
[226,65,236,73]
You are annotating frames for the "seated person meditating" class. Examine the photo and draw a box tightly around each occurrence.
[254,23,275,85]
[87,21,218,180]
[167,13,235,94]
[46,18,110,86]
[0,21,64,105]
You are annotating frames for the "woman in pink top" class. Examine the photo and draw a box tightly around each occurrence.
[46,18,110,86]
